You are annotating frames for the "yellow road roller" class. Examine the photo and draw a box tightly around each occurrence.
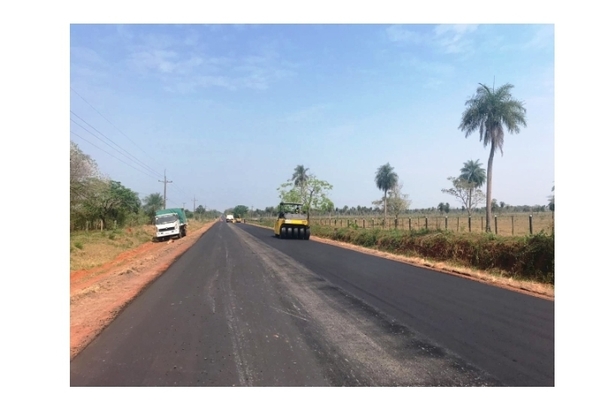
[274,202,310,240]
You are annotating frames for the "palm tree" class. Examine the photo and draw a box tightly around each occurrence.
[459,83,527,232]
[143,193,165,222]
[375,163,398,227]
[459,159,486,215]
[292,165,310,200]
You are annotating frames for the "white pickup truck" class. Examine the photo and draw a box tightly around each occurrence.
[226,214,234,223]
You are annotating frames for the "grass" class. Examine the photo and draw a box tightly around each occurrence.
[70,220,209,272]
[249,218,554,286]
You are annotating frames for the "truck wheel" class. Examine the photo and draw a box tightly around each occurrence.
[299,227,305,239]
[306,228,311,240]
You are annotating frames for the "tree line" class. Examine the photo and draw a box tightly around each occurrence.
[70,141,221,231]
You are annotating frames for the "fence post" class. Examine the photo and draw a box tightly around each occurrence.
[363,219,365,229]
[457,217,460,232]
[394,218,398,229]
[512,216,514,236]
[86,221,89,232]
[494,215,498,234]
[529,215,533,235]
[409,218,412,231]
[372,219,375,228]
[425,217,428,230]
[481,216,484,231]
[114,220,117,229]
[468,216,471,232]
[445,216,448,230]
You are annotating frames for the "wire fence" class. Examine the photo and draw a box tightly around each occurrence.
[310,213,554,236]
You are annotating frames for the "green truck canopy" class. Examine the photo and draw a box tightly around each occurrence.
[155,208,188,224]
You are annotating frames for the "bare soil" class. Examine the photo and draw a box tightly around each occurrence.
[70,220,554,361]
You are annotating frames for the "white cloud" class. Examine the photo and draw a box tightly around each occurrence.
[385,24,478,55]
[521,25,554,50]
[433,24,478,54]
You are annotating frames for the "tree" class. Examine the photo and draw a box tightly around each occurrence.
[459,82,527,232]
[231,205,249,218]
[277,173,333,221]
[70,141,101,199]
[375,163,398,226]
[83,180,141,228]
[292,165,310,200]
[442,176,485,215]
[459,159,486,212]
[437,202,450,214]
[373,183,411,219]
[548,185,555,212]
[491,198,499,213]
[143,193,164,223]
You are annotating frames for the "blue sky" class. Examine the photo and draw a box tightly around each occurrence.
[69,23,554,212]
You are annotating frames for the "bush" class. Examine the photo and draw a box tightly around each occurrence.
[312,225,554,284]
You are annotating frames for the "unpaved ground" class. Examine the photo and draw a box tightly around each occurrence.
[70,220,554,361]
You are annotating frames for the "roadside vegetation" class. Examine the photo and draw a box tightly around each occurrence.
[250,218,553,286]
[70,220,211,272]
[71,80,553,286]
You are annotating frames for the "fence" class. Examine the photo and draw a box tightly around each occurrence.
[313,213,554,236]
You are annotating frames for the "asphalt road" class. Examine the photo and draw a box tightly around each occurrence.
[70,221,554,386]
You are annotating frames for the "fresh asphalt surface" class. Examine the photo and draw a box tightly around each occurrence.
[70,221,554,386]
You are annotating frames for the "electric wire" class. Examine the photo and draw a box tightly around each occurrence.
[70,111,163,178]
[70,131,161,181]
[70,86,165,169]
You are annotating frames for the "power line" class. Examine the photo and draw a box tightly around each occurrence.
[70,88,195,208]
[70,131,162,181]
[70,119,163,180]
[70,86,165,169]
[70,111,163,178]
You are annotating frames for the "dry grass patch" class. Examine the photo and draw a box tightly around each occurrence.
[70,220,209,272]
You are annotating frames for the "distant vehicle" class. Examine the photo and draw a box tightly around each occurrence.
[274,202,310,240]
[226,214,234,223]
[155,208,188,241]
[235,215,242,223]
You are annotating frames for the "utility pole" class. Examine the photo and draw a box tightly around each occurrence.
[158,169,172,209]
[193,196,199,220]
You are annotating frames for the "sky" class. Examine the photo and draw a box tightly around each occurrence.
[69,23,554,213]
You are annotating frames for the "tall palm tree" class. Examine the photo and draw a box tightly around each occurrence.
[459,159,486,214]
[375,163,398,226]
[459,83,527,232]
[292,165,310,201]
